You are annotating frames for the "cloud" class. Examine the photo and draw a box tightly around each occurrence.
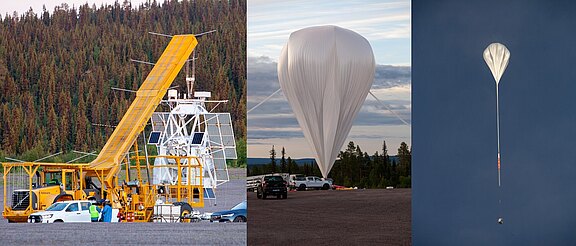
[248,0,411,64]
[247,55,411,157]
[248,129,304,140]
[247,56,411,98]
[247,56,282,97]
[373,65,411,88]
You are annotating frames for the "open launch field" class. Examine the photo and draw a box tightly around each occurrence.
[0,168,246,245]
[247,188,411,245]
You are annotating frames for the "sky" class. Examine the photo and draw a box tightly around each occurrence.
[413,0,576,244]
[0,0,149,16]
[247,0,411,159]
[248,0,411,65]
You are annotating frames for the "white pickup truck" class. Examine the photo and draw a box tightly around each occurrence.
[28,200,119,223]
[293,176,332,190]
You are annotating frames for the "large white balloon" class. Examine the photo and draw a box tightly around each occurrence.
[278,26,375,178]
[483,43,510,84]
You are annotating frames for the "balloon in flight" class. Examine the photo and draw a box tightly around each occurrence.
[483,43,510,85]
[484,42,510,225]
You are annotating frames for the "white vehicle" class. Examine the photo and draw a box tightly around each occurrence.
[293,176,332,191]
[28,200,92,223]
[28,200,119,223]
[288,174,304,189]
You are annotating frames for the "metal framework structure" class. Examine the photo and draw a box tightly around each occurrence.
[150,99,237,190]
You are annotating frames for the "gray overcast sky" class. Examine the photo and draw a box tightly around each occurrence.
[0,0,149,16]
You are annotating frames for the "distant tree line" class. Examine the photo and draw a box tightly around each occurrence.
[0,0,246,164]
[247,140,412,188]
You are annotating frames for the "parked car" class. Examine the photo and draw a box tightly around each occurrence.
[28,200,93,223]
[257,175,288,199]
[293,176,332,191]
[288,174,306,189]
[210,201,247,222]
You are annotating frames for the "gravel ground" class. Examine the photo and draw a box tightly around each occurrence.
[247,188,411,245]
[0,168,246,245]
[0,223,245,245]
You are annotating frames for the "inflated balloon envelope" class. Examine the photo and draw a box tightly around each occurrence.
[278,26,375,178]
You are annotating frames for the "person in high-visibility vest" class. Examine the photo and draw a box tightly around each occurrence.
[89,202,101,222]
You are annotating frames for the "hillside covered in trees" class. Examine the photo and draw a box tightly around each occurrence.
[248,140,412,188]
[0,0,246,163]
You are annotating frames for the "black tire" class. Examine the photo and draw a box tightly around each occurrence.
[256,190,262,199]
[53,220,64,223]
[299,184,306,191]
[322,184,330,190]
[233,216,246,222]
[282,193,287,199]
[262,192,267,199]
[177,202,193,223]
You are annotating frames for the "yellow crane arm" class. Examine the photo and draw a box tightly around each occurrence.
[89,35,198,188]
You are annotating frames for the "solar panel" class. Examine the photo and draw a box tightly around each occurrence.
[192,132,204,145]
[203,188,215,199]
[204,113,236,184]
[205,113,237,158]
[151,113,170,132]
[216,169,229,182]
[148,131,162,144]
[213,158,227,169]
[212,149,225,159]
[224,148,237,160]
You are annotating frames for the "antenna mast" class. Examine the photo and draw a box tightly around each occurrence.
[186,52,197,98]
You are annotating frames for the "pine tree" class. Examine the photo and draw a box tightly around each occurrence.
[269,145,276,173]
[280,147,287,173]
[287,156,294,174]
[397,142,411,178]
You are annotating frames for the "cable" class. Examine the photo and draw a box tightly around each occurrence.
[368,90,411,126]
[496,85,503,224]
[247,88,282,114]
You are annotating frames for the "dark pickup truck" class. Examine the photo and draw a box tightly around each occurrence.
[257,175,288,199]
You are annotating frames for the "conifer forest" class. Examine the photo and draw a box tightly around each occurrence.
[0,0,246,163]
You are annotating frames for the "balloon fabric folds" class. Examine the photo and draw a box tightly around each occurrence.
[278,26,375,178]
[483,43,510,85]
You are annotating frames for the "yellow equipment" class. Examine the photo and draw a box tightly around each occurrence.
[2,35,203,223]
